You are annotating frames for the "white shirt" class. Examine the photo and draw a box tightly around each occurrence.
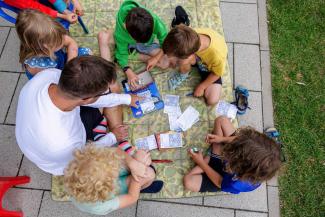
[15,69,131,175]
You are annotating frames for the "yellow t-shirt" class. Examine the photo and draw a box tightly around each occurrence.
[195,28,228,77]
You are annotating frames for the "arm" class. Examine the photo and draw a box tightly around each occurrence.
[86,93,131,108]
[63,35,79,61]
[146,49,164,70]
[153,15,168,46]
[117,177,141,208]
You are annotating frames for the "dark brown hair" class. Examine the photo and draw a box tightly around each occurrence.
[58,56,117,99]
[16,9,66,63]
[162,24,200,59]
[125,7,154,43]
[222,127,282,184]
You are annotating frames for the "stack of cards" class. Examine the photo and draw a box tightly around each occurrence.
[216,100,238,119]
[163,95,182,131]
[134,132,183,151]
[176,106,200,131]
[137,90,155,113]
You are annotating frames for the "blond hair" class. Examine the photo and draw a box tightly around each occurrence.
[64,145,124,203]
[15,9,67,63]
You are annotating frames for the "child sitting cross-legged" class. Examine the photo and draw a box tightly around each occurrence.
[98,0,169,90]
[184,116,282,194]
[162,24,228,105]
[15,9,91,80]
[64,145,163,215]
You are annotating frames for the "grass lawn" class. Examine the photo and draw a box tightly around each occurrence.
[268,0,325,216]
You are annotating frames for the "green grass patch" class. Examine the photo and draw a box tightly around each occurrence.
[268,0,325,216]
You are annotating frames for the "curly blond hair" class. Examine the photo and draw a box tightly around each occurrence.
[64,145,124,203]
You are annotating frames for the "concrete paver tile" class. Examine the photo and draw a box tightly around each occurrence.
[0,28,23,72]
[0,125,23,176]
[18,156,52,190]
[236,210,267,217]
[237,91,263,132]
[234,44,261,91]
[204,183,268,212]
[38,192,136,217]
[3,188,43,217]
[5,75,28,124]
[0,27,10,52]
[220,2,259,43]
[137,200,234,217]
[0,72,19,123]
[148,196,203,205]
[268,186,281,217]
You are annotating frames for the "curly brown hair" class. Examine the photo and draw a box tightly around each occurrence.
[64,145,124,203]
[222,127,282,184]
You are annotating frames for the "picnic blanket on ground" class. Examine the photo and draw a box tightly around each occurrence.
[52,0,237,201]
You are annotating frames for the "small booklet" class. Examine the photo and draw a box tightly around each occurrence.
[176,106,200,131]
[215,100,238,119]
[135,132,183,151]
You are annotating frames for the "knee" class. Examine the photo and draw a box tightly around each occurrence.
[183,174,199,192]
[206,97,219,106]
[97,30,112,44]
[215,116,229,125]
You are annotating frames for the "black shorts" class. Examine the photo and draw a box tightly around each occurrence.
[80,106,104,140]
[195,56,222,85]
[199,155,226,192]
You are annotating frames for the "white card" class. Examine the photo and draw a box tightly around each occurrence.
[164,94,181,114]
[176,106,200,131]
[137,90,155,113]
[216,100,238,119]
[168,113,182,131]
[135,135,157,150]
[160,132,183,149]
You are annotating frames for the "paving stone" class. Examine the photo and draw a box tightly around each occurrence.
[268,186,280,217]
[5,75,28,124]
[234,44,261,91]
[137,200,234,217]
[3,188,43,217]
[39,192,137,217]
[258,0,270,50]
[18,156,52,190]
[0,72,19,123]
[221,0,256,3]
[237,91,263,132]
[261,51,274,128]
[204,183,268,212]
[236,210,267,217]
[0,28,23,72]
[227,43,234,87]
[0,9,16,27]
[0,125,23,176]
[267,175,278,186]
[0,27,10,52]
[148,196,203,205]
[220,2,259,43]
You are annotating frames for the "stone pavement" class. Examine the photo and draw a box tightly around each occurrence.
[0,0,280,216]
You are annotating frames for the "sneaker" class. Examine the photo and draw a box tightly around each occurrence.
[140,180,164,193]
[171,6,190,27]
[232,85,250,115]
[168,72,189,90]
[264,128,286,162]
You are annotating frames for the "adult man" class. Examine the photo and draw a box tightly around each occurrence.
[15,56,142,176]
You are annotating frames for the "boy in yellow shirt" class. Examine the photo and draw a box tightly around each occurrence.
[162,25,228,105]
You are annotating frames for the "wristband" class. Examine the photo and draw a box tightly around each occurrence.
[118,141,136,156]
[123,66,130,73]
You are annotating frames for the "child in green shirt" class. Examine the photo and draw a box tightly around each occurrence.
[98,0,169,90]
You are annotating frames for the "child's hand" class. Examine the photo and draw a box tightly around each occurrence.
[194,84,205,97]
[125,69,140,90]
[111,125,129,142]
[147,56,159,71]
[129,94,143,108]
[129,158,148,182]
[188,149,204,165]
[72,0,84,16]
[64,13,78,23]
[134,150,152,166]
[205,134,224,144]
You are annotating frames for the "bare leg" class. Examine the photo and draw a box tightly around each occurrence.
[212,116,236,154]
[125,166,155,189]
[98,29,115,61]
[183,156,210,192]
[204,83,222,105]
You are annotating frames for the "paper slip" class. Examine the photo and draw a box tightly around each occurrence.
[137,90,155,113]
[160,132,183,149]
[135,135,157,150]
[168,113,182,131]
[216,100,238,119]
[163,94,181,115]
[176,106,200,131]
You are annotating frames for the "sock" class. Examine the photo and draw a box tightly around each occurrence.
[93,117,108,141]
[118,141,136,156]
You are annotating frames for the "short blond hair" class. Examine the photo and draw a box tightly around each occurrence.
[15,9,66,63]
[64,145,124,203]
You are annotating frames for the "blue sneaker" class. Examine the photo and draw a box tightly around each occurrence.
[265,128,286,162]
[168,72,189,90]
[233,85,250,115]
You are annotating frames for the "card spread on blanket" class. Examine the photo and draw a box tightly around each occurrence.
[135,132,183,150]
[216,100,238,119]
[163,94,182,131]
[176,106,200,131]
